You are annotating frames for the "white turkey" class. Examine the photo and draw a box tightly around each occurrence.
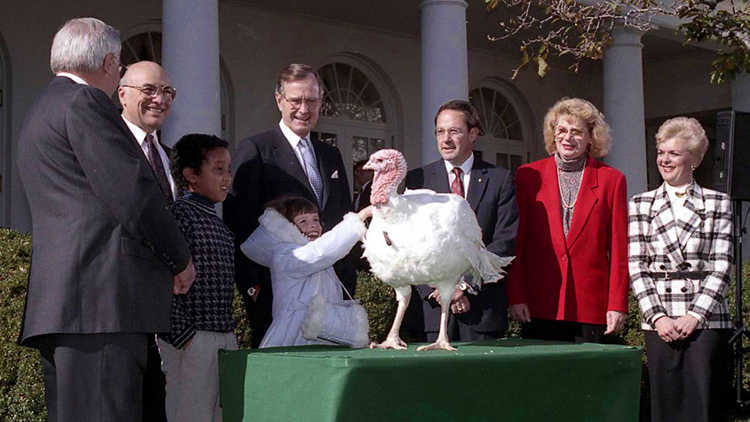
[362,149,513,351]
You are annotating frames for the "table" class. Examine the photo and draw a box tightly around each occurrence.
[219,338,642,422]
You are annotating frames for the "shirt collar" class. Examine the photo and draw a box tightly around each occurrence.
[278,120,309,148]
[444,153,474,176]
[56,72,89,85]
[122,116,156,146]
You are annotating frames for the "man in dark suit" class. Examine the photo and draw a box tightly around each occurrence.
[224,63,353,347]
[17,18,195,422]
[404,100,518,342]
[118,60,179,422]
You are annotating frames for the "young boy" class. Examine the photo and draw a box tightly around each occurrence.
[158,133,236,422]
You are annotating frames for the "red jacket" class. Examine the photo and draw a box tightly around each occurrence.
[506,156,629,324]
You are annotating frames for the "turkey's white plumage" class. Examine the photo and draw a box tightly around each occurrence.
[362,149,513,351]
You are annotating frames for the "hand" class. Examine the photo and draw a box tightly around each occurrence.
[358,205,375,221]
[604,310,627,335]
[654,316,680,342]
[674,314,699,339]
[449,289,470,314]
[173,258,195,295]
[509,303,531,323]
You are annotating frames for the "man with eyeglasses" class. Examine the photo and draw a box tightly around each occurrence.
[118,60,178,422]
[224,63,354,348]
[17,18,194,422]
[403,99,519,344]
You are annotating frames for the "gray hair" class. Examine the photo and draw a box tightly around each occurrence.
[50,18,121,74]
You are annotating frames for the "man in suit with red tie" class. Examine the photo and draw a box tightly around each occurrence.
[17,18,194,422]
[118,60,179,422]
[404,100,519,343]
[224,63,353,347]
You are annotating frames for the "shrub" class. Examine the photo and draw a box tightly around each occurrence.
[0,229,45,421]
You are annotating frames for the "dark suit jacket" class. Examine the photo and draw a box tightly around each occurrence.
[17,76,191,347]
[224,125,354,336]
[506,156,629,324]
[404,158,519,335]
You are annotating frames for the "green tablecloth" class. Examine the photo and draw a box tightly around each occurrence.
[219,339,642,422]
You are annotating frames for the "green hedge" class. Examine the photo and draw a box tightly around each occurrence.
[4,226,750,421]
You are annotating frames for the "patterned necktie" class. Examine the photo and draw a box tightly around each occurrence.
[144,133,173,204]
[299,137,324,207]
[451,167,465,198]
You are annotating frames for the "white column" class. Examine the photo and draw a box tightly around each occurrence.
[603,26,647,197]
[161,0,222,146]
[420,0,469,165]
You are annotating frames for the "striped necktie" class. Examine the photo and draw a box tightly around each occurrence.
[299,137,324,207]
[451,167,465,198]
[144,133,173,204]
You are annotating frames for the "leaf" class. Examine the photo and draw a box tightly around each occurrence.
[537,56,549,77]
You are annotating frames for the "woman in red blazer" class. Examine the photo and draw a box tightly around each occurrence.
[507,98,629,342]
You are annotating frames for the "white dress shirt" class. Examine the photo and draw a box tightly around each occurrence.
[56,72,88,85]
[278,120,318,179]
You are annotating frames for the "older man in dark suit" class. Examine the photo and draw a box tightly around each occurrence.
[404,100,518,342]
[224,63,353,347]
[17,18,194,422]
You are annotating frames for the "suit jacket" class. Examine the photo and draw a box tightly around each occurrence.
[506,155,629,325]
[629,182,733,330]
[404,159,518,334]
[17,76,191,347]
[224,125,354,332]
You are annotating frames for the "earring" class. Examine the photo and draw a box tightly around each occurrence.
[691,165,696,171]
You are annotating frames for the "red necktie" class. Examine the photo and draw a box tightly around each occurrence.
[451,167,465,198]
[144,134,174,204]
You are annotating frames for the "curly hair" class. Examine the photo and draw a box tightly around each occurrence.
[170,133,230,191]
[655,117,709,164]
[542,98,612,158]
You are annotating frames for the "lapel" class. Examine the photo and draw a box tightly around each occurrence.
[650,183,686,268]
[271,127,316,201]
[565,156,600,249]
[426,161,451,194]
[677,182,704,248]
[466,161,490,212]
[310,136,331,210]
[540,157,568,254]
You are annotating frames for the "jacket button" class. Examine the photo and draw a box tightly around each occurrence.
[562,255,567,261]
[666,288,672,293]
[681,287,688,293]
[685,263,692,268]
[660,264,666,270]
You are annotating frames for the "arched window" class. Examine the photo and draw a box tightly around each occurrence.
[313,58,398,193]
[469,81,534,173]
[119,31,232,142]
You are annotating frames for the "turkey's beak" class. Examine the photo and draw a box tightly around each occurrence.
[362,160,375,171]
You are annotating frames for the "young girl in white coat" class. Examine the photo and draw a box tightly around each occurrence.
[241,196,373,348]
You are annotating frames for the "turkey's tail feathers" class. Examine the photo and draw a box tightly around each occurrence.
[468,250,514,288]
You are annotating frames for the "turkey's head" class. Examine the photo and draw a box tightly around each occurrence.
[363,149,407,205]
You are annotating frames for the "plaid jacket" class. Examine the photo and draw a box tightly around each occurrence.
[628,183,733,330]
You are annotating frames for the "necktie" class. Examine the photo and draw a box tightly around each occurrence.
[299,137,324,207]
[144,134,174,204]
[451,167,465,198]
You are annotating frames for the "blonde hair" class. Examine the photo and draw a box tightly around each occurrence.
[655,117,709,165]
[543,98,612,158]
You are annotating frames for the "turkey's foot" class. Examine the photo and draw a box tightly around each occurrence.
[369,335,407,350]
[417,341,456,352]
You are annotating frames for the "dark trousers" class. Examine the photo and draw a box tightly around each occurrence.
[521,319,606,343]
[142,334,167,422]
[38,333,148,422]
[645,329,729,422]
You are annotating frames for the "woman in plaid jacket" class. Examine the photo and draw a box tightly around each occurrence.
[629,117,733,422]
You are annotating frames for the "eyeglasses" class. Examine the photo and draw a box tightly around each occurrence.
[554,126,587,140]
[111,55,126,78]
[121,84,177,101]
[434,128,465,139]
[277,91,321,110]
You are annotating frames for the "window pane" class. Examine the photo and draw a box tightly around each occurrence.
[469,87,523,141]
[318,63,386,123]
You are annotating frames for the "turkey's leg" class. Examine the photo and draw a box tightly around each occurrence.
[370,287,410,349]
[417,284,457,351]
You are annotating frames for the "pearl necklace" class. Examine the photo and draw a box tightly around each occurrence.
[557,165,585,210]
